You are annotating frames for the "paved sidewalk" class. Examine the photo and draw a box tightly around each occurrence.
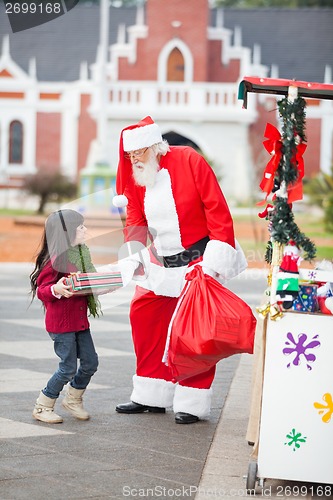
[1,263,260,500]
[196,354,254,499]
[2,264,327,499]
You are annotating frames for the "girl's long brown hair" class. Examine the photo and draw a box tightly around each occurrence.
[30,209,84,299]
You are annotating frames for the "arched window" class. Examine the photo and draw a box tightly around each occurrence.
[9,120,23,164]
[167,47,185,82]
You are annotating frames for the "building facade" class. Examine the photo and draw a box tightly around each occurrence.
[0,0,332,206]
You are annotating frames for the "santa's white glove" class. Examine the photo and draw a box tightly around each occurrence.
[97,244,150,288]
[96,260,139,287]
[118,259,140,287]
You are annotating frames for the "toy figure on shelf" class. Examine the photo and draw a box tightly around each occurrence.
[276,241,301,309]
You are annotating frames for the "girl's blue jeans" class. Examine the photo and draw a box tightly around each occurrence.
[42,329,99,399]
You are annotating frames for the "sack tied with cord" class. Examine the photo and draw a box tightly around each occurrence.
[163,265,257,382]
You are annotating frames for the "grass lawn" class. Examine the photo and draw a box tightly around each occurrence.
[233,210,333,265]
[0,208,36,216]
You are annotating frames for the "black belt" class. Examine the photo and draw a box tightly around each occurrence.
[152,236,210,268]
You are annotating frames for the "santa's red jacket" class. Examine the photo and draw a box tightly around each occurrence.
[121,146,247,297]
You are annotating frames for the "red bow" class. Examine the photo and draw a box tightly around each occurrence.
[258,123,307,204]
[259,123,283,199]
[287,141,307,203]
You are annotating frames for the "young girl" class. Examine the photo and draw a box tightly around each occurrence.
[30,209,100,424]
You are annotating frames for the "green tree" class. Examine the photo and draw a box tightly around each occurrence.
[23,172,77,215]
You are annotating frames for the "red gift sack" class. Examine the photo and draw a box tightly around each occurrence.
[165,266,256,382]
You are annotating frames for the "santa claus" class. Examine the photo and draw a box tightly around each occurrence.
[109,116,247,424]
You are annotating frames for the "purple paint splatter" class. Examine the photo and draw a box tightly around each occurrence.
[283,332,320,370]
[308,271,317,280]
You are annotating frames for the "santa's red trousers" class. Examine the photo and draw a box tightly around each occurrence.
[130,285,216,389]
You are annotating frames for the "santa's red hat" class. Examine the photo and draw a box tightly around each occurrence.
[113,116,163,208]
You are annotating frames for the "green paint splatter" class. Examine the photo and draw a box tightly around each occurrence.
[284,428,307,451]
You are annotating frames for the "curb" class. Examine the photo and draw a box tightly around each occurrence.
[196,354,253,499]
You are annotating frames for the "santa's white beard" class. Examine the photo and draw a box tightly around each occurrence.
[132,155,160,188]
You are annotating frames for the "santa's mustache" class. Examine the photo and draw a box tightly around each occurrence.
[132,155,160,188]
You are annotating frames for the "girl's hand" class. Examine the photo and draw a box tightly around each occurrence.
[53,277,73,298]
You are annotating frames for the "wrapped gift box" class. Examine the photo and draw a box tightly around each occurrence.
[292,284,318,313]
[64,272,123,295]
[299,268,333,284]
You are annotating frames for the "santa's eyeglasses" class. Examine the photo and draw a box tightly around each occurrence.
[124,147,149,160]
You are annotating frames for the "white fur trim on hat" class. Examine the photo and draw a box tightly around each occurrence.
[173,385,212,418]
[123,123,162,151]
[113,194,128,208]
[131,374,175,407]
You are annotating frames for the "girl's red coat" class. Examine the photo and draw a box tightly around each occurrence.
[37,261,89,333]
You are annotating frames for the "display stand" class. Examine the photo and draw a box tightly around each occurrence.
[238,77,333,491]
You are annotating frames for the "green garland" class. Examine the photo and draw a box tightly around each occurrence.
[266,95,316,263]
[276,96,307,186]
[269,200,316,261]
[67,244,102,318]
[264,240,273,264]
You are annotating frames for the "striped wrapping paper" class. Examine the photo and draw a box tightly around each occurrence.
[64,272,123,295]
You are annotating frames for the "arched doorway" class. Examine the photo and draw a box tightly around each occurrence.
[167,48,185,82]
[163,131,200,152]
